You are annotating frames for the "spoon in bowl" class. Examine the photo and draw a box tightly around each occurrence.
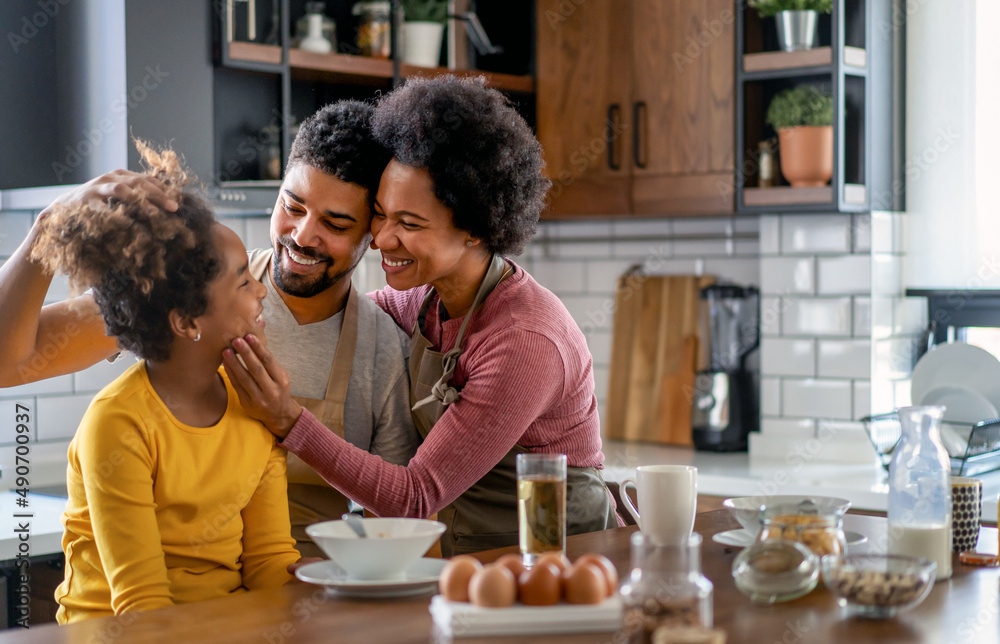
[341,512,367,538]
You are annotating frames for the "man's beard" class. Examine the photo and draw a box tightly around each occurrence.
[271,237,359,298]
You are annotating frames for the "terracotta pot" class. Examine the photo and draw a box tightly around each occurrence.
[777,125,833,188]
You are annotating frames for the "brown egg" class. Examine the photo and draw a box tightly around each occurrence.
[517,561,562,606]
[469,565,517,608]
[574,553,619,597]
[439,556,483,602]
[535,552,571,575]
[493,553,527,580]
[563,562,607,605]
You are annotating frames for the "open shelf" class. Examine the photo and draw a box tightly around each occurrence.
[743,186,832,206]
[400,66,535,94]
[285,49,535,93]
[228,42,282,66]
[743,46,866,73]
[743,183,866,207]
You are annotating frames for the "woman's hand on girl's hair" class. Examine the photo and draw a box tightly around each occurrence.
[40,169,178,220]
[223,334,302,439]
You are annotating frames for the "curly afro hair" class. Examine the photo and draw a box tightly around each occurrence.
[371,76,550,256]
[288,100,392,197]
[31,141,221,362]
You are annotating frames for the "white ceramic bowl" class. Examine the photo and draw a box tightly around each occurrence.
[305,518,446,580]
[723,495,851,538]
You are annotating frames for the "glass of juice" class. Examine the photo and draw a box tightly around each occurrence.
[516,453,567,566]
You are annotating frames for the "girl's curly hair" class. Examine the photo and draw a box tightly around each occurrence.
[371,75,551,256]
[31,141,221,362]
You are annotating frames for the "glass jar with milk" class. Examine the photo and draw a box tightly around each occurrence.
[887,406,952,580]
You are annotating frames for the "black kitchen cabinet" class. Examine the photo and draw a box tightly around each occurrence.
[735,0,904,214]
[212,0,536,196]
[0,0,214,190]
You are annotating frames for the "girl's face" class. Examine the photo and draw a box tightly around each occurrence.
[370,159,482,294]
[196,224,267,349]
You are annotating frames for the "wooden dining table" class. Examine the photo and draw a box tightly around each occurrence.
[3,509,997,644]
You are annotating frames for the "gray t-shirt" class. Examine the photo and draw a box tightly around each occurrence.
[251,249,420,466]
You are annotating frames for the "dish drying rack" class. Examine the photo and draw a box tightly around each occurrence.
[862,412,1000,476]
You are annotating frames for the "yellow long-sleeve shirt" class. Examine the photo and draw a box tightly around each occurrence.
[55,362,299,623]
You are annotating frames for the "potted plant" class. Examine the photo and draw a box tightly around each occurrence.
[766,85,833,188]
[401,0,448,67]
[749,0,833,51]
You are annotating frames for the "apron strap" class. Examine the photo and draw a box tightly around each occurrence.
[322,287,359,425]
[412,254,508,412]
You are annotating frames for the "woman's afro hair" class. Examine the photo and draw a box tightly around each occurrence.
[31,141,220,362]
[371,75,551,256]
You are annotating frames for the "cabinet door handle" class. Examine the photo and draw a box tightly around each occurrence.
[633,101,648,169]
[607,104,621,171]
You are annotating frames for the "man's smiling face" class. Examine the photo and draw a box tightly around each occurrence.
[269,163,373,298]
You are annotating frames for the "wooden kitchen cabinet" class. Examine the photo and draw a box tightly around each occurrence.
[537,0,736,219]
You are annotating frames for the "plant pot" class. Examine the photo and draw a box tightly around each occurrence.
[775,10,818,52]
[777,125,833,188]
[400,21,444,68]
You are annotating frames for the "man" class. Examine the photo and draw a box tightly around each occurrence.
[0,102,420,557]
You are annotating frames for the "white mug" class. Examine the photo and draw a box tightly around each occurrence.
[620,465,697,545]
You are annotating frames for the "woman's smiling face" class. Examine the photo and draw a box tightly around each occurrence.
[370,159,480,295]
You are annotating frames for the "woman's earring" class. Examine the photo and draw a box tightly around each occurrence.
[466,240,474,247]
[194,332,201,342]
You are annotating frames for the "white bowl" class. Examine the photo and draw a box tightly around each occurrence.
[305,518,446,581]
[723,495,851,538]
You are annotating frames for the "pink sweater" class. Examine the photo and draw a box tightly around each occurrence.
[281,261,606,518]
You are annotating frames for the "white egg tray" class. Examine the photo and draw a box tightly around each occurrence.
[429,594,623,637]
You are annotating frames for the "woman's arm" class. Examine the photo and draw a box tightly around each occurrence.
[239,442,299,590]
[225,330,566,518]
[0,170,176,386]
[75,410,174,614]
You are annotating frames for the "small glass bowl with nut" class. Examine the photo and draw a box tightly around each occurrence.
[756,499,848,557]
[821,554,937,618]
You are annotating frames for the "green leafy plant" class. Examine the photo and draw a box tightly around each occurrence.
[748,0,833,18]
[766,85,833,130]
[402,0,448,23]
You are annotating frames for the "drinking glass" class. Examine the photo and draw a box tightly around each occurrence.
[516,453,567,566]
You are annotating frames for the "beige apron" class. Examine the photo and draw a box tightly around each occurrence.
[249,250,358,558]
[409,255,617,556]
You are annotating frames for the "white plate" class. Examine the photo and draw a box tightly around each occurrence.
[711,529,867,548]
[295,558,446,598]
[920,385,998,425]
[911,343,1000,416]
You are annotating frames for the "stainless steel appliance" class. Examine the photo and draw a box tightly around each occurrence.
[691,283,759,451]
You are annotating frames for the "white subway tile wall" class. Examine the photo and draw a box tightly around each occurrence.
[761,337,816,377]
[754,212,889,463]
[760,256,815,294]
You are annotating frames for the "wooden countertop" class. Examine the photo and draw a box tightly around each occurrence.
[3,510,997,643]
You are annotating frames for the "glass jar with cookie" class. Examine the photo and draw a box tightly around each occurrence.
[757,499,848,557]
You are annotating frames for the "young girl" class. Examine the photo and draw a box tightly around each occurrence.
[32,143,301,623]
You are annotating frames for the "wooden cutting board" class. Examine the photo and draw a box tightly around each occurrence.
[605,271,715,445]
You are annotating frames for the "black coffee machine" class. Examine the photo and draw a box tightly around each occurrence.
[691,283,759,452]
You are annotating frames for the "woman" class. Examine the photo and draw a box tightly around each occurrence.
[39,142,300,622]
[225,76,620,555]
